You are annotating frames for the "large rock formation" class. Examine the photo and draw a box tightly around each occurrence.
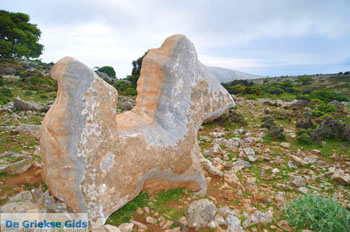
[40,34,235,225]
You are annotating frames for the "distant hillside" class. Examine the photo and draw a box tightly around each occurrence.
[208,66,263,83]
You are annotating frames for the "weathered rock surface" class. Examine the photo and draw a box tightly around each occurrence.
[40,34,235,225]
[186,199,217,230]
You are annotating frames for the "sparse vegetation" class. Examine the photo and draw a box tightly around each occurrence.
[284,194,350,232]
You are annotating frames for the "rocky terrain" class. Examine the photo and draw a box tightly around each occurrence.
[0,58,349,231]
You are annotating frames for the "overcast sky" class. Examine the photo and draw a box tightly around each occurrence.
[2,0,350,77]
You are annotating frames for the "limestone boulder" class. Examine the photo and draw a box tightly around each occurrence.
[40,34,235,225]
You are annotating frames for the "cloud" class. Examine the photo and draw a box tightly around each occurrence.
[2,0,350,76]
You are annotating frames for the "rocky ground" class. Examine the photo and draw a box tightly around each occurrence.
[0,61,349,231]
[0,90,349,231]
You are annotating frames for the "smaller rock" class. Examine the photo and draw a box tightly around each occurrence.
[217,206,236,218]
[290,155,307,166]
[201,158,224,176]
[187,199,217,230]
[290,176,307,188]
[118,223,134,232]
[136,207,144,214]
[298,187,309,194]
[231,159,250,172]
[331,169,350,185]
[312,149,321,155]
[129,220,147,230]
[214,214,227,226]
[226,215,244,232]
[242,211,272,228]
[272,168,280,174]
[13,98,41,111]
[280,142,290,148]
[146,216,157,224]
[0,152,33,174]
[104,224,121,232]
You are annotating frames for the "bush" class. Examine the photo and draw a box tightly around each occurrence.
[25,76,55,86]
[296,133,313,145]
[122,88,137,96]
[311,117,350,142]
[267,86,285,95]
[296,76,313,85]
[311,110,324,118]
[284,194,350,232]
[310,90,349,103]
[0,87,13,97]
[318,103,336,113]
[98,66,116,77]
[243,86,262,95]
[0,87,13,105]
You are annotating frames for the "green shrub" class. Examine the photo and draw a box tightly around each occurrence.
[310,90,349,103]
[0,87,13,105]
[297,94,311,101]
[267,86,285,95]
[40,94,48,99]
[296,133,313,145]
[284,194,350,232]
[311,110,324,118]
[243,86,262,95]
[0,87,13,98]
[122,88,137,96]
[24,90,32,96]
[296,76,313,85]
[318,103,336,113]
[98,66,116,77]
[113,81,132,92]
[25,76,55,87]
[0,75,3,86]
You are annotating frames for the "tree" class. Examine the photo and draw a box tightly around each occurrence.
[131,50,149,77]
[126,50,149,88]
[0,10,44,59]
[98,66,116,77]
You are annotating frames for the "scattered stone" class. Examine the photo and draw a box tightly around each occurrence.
[217,206,236,218]
[226,215,244,232]
[272,168,280,174]
[290,176,307,187]
[136,207,144,214]
[298,187,309,194]
[0,189,69,213]
[0,152,33,174]
[280,142,290,148]
[118,223,134,232]
[224,171,244,189]
[13,98,41,111]
[290,155,307,166]
[187,199,217,230]
[201,158,224,176]
[146,216,157,224]
[243,211,272,228]
[231,159,250,172]
[214,214,227,226]
[40,35,234,225]
[331,169,350,185]
[0,124,41,139]
[104,224,121,232]
[130,220,147,230]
